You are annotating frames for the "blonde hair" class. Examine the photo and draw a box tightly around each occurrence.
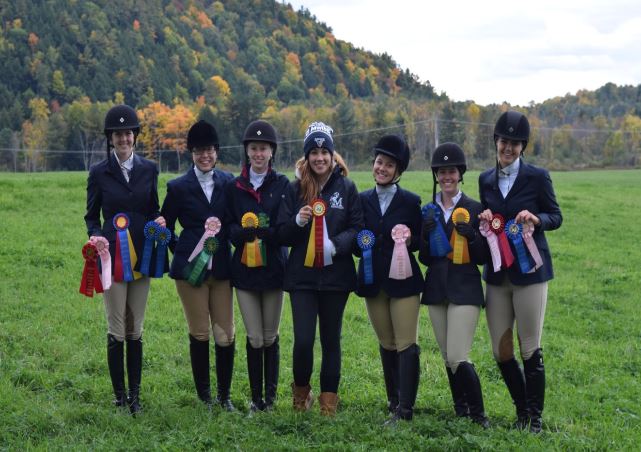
[295,151,349,205]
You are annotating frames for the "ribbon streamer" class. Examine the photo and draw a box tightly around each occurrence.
[304,199,332,268]
[258,213,269,264]
[140,221,158,276]
[479,220,502,272]
[241,212,263,267]
[421,203,452,257]
[79,242,103,297]
[154,226,171,278]
[490,214,514,269]
[521,222,544,272]
[188,217,221,270]
[113,213,134,282]
[91,236,112,291]
[357,230,376,284]
[184,236,219,286]
[389,224,413,280]
[506,220,534,274]
[448,207,471,264]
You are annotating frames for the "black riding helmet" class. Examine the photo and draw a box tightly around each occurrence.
[373,134,410,185]
[494,110,530,151]
[242,120,277,164]
[187,120,219,151]
[430,142,467,203]
[104,104,140,156]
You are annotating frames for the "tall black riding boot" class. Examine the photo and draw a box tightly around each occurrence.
[107,334,126,407]
[385,344,420,425]
[379,346,400,414]
[126,336,143,415]
[497,357,529,429]
[214,341,236,411]
[524,349,545,434]
[189,334,212,405]
[446,365,469,417]
[455,362,490,428]
[264,336,280,410]
[246,338,265,413]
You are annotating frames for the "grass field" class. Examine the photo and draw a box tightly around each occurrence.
[1,169,640,450]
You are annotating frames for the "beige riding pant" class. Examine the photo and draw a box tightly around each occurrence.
[103,277,150,341]
[236,288,284,348]
[365,291,420,352]
[428,303,480,373]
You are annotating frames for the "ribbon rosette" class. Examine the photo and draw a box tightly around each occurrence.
[153,226,171,278]
[421,203,452,257]
[448,207,471,264]
[184,236,219,286]
[506,220,534,274]
[113,213,137,282]
[357,230,376,284]
[188,216,221,271]
[79,242,103,297]
[304,199,333,268]
[489,214,514,269]
[241,212,264,268]
[479,220,502,272]
[140,221,159,276]
[389,224,413,280]
[521,222,543,272]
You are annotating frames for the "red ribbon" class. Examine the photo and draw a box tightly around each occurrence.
[79,243,104,297]
[490,214,514,268]
[312,199,327,268]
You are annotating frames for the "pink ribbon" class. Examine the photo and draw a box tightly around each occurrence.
[389,224,413,280]
[479,220,501,272]
[521,222,543,272]
[188,217,221,270]
[90,236,112,290]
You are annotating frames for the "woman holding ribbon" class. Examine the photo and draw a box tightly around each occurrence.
[84,104,166,414]
[225,120,289,413]
[354,135,423,424]
[478,111,562,433]
[161,120,236,410]
[418,143,490,428]
[276,121,363,416]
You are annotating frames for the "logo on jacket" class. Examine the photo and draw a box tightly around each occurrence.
[329,192,343,209]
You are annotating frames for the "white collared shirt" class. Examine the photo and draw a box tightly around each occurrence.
[376,184,398,215]
[436,190,462,223]
[194,166,214,202]
[498,158,520,198]
[114,150,134,182]
[250,167,267,190]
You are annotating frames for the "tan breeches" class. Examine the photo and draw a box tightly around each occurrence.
[428,303,480,373]
[236,288,284,348]
[175,277,235,345]
[485,279,548,362]
[365,291,420,352]
[103,277,150,341]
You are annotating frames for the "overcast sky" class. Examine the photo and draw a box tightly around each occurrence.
[286,0,641,106]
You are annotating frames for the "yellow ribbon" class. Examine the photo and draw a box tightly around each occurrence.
[448,207,470,264]
[241,212,263,267]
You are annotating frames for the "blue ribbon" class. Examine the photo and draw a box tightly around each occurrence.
[505,220,533,274]
[357,230,376,284]
[113,213,134,282]
[154,226,171,278]
[140,221,158,276]
[421,203,452,257]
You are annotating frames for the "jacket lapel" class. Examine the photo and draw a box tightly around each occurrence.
[186,166,211,208]
[384,187,403,217]
[367,189,383,217]
[209,170,225,207]
[106,153,131,190]
[505,160,529,200]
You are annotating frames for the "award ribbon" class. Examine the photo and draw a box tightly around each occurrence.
[258,213,269,265]
[140,221,159,276]
[304,199,332,268]
[184,236,219,286]
[188,217,221,270]
[506,220,533,274]
[113,213,135,282]
[389,224,413,280]
[153,226,171,278]
[421,203,452,257]
[91,236,112,291]
[357,230,376,284]
[521,222,543,272]
[448,207,471,264]
[241,212,263,268]
[479,220,502,272]
[79,242,103,297]
[489,214,514,269]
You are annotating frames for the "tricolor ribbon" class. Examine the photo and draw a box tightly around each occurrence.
[506,220,534,274]
[154,226,171,278]
[140,221,159,276]
[188,217,221,270]
[421,203,452,257]
[489,214,514,269]
[184,236,219,286]
[113,213,136,282]
[304,199,332,268]
[389,224,413,280]
[241,212,264,267]
[521,222,543,272]
[79,242,103,297]
[357,230,376,284]
[448,207,471,264]
[479,220,502,272]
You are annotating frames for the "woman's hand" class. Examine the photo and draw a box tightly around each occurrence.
[154,216,166,228]
[515,210,540,226]
[478,209,494,222]
[296,205,313,227]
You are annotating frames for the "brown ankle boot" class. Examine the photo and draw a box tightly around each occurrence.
[319,392,339,416]
[291,383,314,411]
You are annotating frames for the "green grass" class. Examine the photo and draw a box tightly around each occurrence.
[1,169,640,450]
